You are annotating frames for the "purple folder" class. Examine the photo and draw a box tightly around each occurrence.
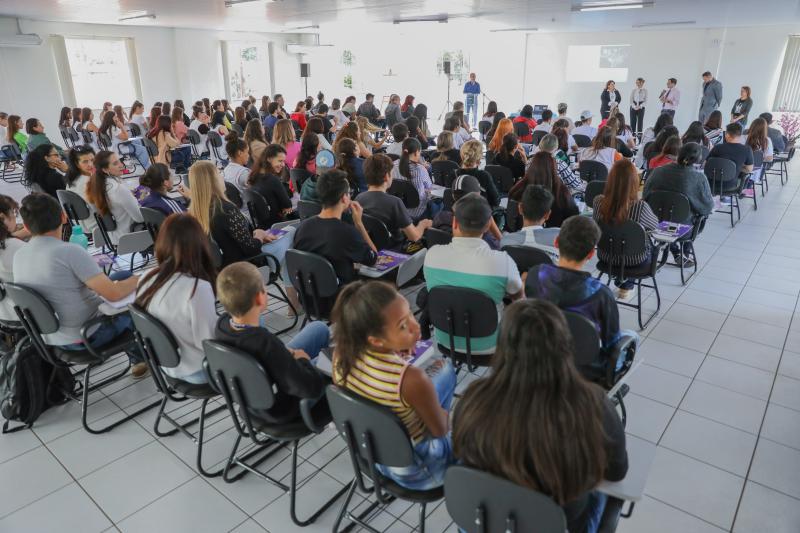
[656,221,692,239]
[370,250,410,272]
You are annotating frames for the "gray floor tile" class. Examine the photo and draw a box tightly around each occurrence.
[648,319,718,353]
[770,374,800,412]
[689,274,744,299]
[626,363,692,407]
[623,393,676,443]
[0,483,111,533]
[0,428,41,465]
[663,303,728,332]
[733,481,800,533]
[637,338,706,377]
[680,381,767,434]
[694,356,775,400]
[738,286,798,312]
[709,334,782,372]
[660,410,757,476]
[783,328,800,353]
[616,495,727,533]
[720,316,788,349]
[778,350,800,380]
[644,447,745,530]
[730,299,795,329]
[676,288,737,314]
[761,403,800,451]
[749,438,800,499]
[0,446,72,518]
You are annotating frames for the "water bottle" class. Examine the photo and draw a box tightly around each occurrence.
[69,225,89,249]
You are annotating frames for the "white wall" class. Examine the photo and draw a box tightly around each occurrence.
[523,24,794,131]
[0,18,301,131]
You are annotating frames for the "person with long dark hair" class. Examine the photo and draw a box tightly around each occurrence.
[23,143,67,198]
[510,151,578,227]
[129,101,148,131]
[25,117,65,155]
[0,195,26,322]
[453,298,628,533]
[391,137,433,220]
[302,116,332,151]
[86,150,144,245]
[7,115,26,152]
[494,132,526,180]
[248,144,295,229]
[600,79,622,119]
[745,117,774,163]
[482,100,498,121]
[296,133,319,175]
[137,163,187,215]
[334,137,366,193]
[642,126,680,164]
[412,103,432,140]
[648,135,681,169]
[635,112,674,167]
[135,214,217,383]
[682,121,711,149]
[99,110,151,170]
[731,86,753,127]
[703,110,725,146]
[579,126,622,171]
[58,106,72,129]
[332,280,456,489]
[272,119,300,169]
[290,101,308,130]
[222,132,250,191]
[244,117,268,163]
[148,115,191,172]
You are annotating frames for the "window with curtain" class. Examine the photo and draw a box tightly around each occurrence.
[64,38,138,109]
[774,36,800,112]
[223,41,270,101]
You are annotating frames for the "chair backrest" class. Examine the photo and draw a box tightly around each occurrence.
[240,188,271,229]
[485,165,514,194]
[424,227,452,248]
[431,160,459,187]
[98,132,112,151]
[142,137,158,157]
[504,199,522,232]
[513,121,529,138]
[386,153,400,162]
[478,120,492,137]
[285,249,339,319]
[140,207,167,240]
[203,339,276,411]
[129,304,181,369]
[326,385,414,468]
[584,180,605,208]
[187,129,201,145]
[387,178,420,209]
[442,188,455,211]
[297,199,322,219]
[207,131,223,148]
[428,286,498,350]
[752,149,764,169]
[361,213,393,251]
[501,245,553,275]
[531,130,547,146]
[223,181,243,209]
[597,220,649,267]
[563,310,602,370]
[645,190,691,223]
[703,157,738,185]
[445,466,567,533]
[485,150,496,165]
[81,130,94,145]
[579,160,609,182]
[573,134,592,147]
[3,282,59,336]
[56,189,92,223]
[128,123,143,137]
[231,123,244,137]
[289,168,313,193]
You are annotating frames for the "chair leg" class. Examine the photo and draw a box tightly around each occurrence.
[268,282,299,336]
[195,398,224,478]
[80,363,161,435]
[289,440,350,527]
[418,502,428,533]
[615,390,627,428]
[331,480,360,533]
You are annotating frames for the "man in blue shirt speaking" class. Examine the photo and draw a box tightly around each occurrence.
[463,72,481,128]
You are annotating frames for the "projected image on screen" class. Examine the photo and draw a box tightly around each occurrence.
[566,45,630,82]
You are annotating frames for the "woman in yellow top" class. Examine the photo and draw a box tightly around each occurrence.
[331,281,456,490]
[148,115,191,172]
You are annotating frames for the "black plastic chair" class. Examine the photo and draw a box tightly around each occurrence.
[4,282,158,434]
[423,227,452,248]
[531,130,547,146]
[326,385,445,533]
[764,145,794,186]
[224,181,243,209]
[0,144,23,183]
[97,132,112,151]
[751,149,766,199]
[388,178,421,209]
[485,165,514,195]
[574,134,592,148]
[142,137,159,166]
[187,129,203,160]
[427,285,498,372]
[207,131,227,162]
[501,245,553,275]
[59,126,73,148]
[361,213,393,251]
[513,121,529,140]
[564,311,636,428]
[241,188,272,230]
[386,153,400,161]
[485,150,496,165]
[504,199,522,232]
[445,465,566,533]
[81,130,95,148]
[129,305,224,477]
[140,207,167,241]
[645,191,705,284]
[128,123,143,138]
[703,157,741,227]
[595,220,664,329]
[579,160,609,183]
[431,160,459,187]
[297,199,322,220]
[285,249,339,325]
[230,123,244,137]
[289,168,313,193]
[584,180,605,208]
[478,120,492,141]
[57,189,93,229]
[203,341,347,526]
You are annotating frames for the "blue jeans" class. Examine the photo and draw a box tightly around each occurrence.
[377,359,456,490]
[60,312,143,363]
[261,224,296,282]
[121,139,151,170]
[465,94,478,128]
[170,146,192,171]
[586,491,608,533]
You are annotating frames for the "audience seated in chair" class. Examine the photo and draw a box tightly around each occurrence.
[510,151,579,228]
[247,143,295,229]
[452,298,628,533]
[493,133,527,180]
[86,150,144,245]
[386,123,408,158]
[215,261,329,420]
[0,195,28,322]
[134,214,217,383]
[424,192,523,354]
[709,122,754,181]
[500,185,559,260]
[432,175,501,249]
[23,143,67,199]
[64,145,98,235]
[536,133,585,195]
[579,127,622,171]
[390,138,434,220]
[222,132,251,191]
[13,193,148,378]
[136,163,188,215]
[331,280,456,489]
[573,110,597,138]
[431,131,461,165]
[458,139,500,207]
[647,134,681,170]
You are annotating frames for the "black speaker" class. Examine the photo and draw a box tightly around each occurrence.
[300,63,310,78]
[443,61,451,75]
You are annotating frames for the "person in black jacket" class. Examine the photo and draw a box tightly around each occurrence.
[600,80,622,119]
[453,297,628,533]
[459,139,500,206]
[22,143,67,198]
[247,143,295,228]
[214,262,329,423]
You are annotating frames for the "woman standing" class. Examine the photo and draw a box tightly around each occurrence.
[629,77,647,138]
[600,80,622,120]
[730,86,753,127]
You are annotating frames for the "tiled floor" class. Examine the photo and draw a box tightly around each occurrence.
[1,161,800,532]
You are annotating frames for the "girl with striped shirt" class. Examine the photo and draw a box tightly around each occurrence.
[331,281,456,490]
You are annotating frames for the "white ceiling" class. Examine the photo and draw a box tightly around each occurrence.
[0,0,798,34]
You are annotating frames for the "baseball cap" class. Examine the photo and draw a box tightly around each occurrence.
[452,174,482,194]
[316,149,335,170]
[580,110,593,120]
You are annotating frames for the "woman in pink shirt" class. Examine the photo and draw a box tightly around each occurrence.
[273,119,301,167]
[171,107,188,143]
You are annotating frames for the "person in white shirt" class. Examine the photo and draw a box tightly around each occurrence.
[573,111,598,139]
[85,151,144,245]
[533,109,554,133]
[629,77,647,138]
[64,145,99,236]
[328,98,349,132]
[386,123,409,157]
[135,213,218,384]
[0,195,26,322]
[222,132,251,191]
[659,78,680,120]
[129,101,148,132]
[578,127,620,170]
[0,112,8,147]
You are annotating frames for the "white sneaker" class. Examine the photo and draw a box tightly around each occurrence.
[616,286,638,302]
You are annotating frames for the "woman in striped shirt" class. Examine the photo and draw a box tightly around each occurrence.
[332,281,456,490]
[593,159,658,299]
[391,138,434,220]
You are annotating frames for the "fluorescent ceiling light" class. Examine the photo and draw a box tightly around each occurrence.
[118,11,156,21]
[225,0,277,7]
[633,20,695,28]
[281,25,319,32]
[393,15,448,24]
[574,2,653,11]
[489,27,538,32]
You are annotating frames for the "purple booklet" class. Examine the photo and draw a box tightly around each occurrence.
[93,253,116,267]
[401,339,433,365]
[266,228,289,240]
[369,250,410,272]
[655,221,692,239]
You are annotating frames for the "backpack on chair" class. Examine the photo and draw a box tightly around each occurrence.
[0,337,76,433]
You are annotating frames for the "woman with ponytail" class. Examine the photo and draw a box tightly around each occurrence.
[222,131,250,191]
[86,150,144,244]
[390,137,433,219]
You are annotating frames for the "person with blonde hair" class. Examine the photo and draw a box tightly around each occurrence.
[458,139,500,206]
[333,121,371,158]
[432,131,461,164]
[355,116,387,153]
[272,118,301,168]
